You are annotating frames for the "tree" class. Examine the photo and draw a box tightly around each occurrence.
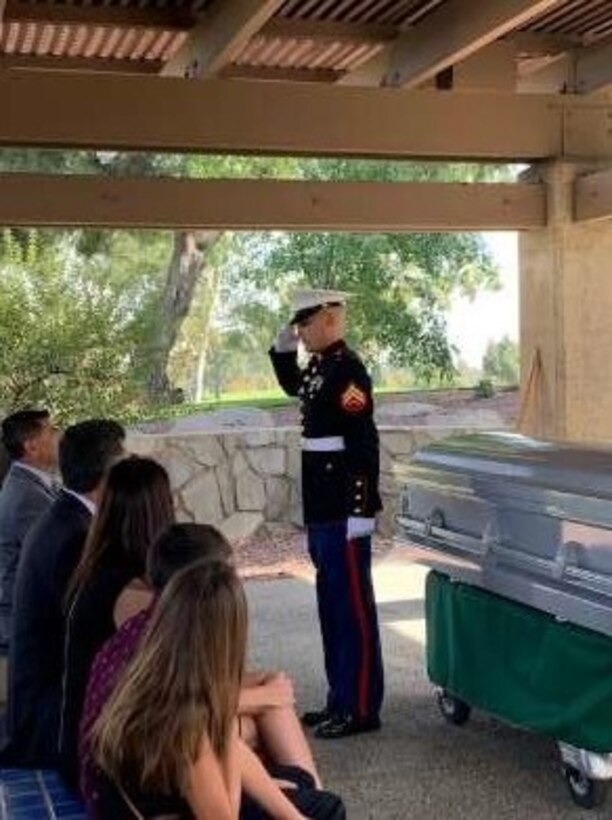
[0,149,222,404]
[223,229,498,382]
[145,230,221,401]
[0,230,141,420]
[482,335,519,385]
[207,158,503,385]
[0,148,506,404]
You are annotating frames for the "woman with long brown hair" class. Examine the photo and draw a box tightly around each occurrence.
[92,559,246,818]
[91,558,323,820]
[59,456,175,788]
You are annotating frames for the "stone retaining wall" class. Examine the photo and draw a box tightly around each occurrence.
[127,426,473,540]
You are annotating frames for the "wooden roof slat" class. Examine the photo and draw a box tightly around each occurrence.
[0,52,163,72]
[545,0,610,33]
[350,0,393,23]
[162,0,285,77]
[524,0,611,35]
[0,0,611,89]
[4,1,196,31]
[394,0,446,27]
[261,17,397,44]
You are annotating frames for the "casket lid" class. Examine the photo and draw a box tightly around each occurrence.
[413,432,612,500]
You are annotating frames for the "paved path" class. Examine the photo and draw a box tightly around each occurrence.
[246,555,606,820]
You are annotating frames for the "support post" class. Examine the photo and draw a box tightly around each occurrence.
[520,161,612,442]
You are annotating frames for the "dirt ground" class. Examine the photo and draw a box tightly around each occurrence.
[235,524,395,581]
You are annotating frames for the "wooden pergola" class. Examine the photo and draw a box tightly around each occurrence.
[1,0,612,441]
[1,0,612,230]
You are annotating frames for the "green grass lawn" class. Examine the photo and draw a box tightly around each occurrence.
[126,383,517,425]
[125,390,293,424]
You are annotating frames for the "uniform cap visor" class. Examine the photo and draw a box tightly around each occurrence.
[290,301,341,326]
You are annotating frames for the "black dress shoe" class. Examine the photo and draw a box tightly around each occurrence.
[314,714,381,739]
[301,707,332,727]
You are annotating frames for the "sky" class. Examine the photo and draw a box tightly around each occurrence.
[446,232,519,368]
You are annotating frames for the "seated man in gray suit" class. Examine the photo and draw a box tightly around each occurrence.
[4,419,125,766]
[0,410,59,654]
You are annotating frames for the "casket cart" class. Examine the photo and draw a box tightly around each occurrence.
[396,432,612,808]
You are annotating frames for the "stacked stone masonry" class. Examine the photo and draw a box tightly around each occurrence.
[128,426,473,542]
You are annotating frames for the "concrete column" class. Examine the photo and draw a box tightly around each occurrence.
[519,161,612,443]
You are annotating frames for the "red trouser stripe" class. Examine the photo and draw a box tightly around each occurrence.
[346,538,371,719]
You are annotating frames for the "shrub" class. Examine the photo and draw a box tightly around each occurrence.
[474,378,495,399]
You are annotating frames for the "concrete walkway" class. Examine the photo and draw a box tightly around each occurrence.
[246,554,606,820]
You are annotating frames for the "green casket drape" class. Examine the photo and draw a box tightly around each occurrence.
[426,570,612,752]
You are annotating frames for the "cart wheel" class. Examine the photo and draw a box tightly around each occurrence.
[436,690,471,726]
[563,765,608,809]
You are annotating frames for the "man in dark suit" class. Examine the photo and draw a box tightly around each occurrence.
[0,409,60,655]
[2,419,125,766]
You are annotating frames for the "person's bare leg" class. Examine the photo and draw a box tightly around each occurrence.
[256,706,322,789]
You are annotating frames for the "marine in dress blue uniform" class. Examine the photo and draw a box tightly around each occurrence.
[269,289,384,739]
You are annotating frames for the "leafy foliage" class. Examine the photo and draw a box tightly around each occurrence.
[0,148,506,412]
[224,230,498,382]
[474,378,495,399]
[0,230,144,420]
[482,335,519,385]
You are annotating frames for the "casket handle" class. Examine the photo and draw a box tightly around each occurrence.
[424,507,445,537]
[481,519,500,556]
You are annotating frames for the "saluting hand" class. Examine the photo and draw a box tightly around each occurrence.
[274,325,298,353]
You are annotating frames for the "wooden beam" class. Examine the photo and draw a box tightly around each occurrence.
[0,174,546,232]
[162,0,284,78]
[260,18,398,45]
[574,168,612,222]
[3,0,193,31]
[574,38,612,95]
[219,65,343,84]
[0,71,568,160]
[385,0,561,88]
[0,55,163,75]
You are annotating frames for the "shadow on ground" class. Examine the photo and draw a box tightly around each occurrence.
[245,557,606,820]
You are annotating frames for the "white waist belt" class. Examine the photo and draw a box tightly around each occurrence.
[301,436,345,452]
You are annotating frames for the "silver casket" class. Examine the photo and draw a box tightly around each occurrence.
[396,431,612,807]
[396,431,612,638]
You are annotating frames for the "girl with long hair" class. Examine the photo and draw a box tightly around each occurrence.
[83,526,346,819]
[92,558,246,818]
[91,558,325,820]
[59,456,175,787]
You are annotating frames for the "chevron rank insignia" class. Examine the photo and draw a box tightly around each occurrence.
[340,383,368,413]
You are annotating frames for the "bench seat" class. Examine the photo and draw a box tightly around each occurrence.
[0,769,85,819]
